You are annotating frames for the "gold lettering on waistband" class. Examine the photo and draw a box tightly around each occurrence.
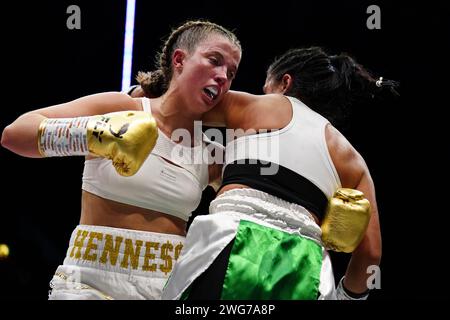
[160,241,173,275]
[120,239,143,269]
[70,230,184,274]
[70,230,89,259]
[83,232,103,261]
[174,242,183,260]
[99,234,123,266]
[142,241,160,272]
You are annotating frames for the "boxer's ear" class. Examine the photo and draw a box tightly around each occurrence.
[280,74,293,93]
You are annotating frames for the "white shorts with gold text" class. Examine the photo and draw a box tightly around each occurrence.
[48,224,185,300]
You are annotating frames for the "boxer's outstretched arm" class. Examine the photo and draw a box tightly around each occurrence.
[1,92,139,158]
[1,92,158,176]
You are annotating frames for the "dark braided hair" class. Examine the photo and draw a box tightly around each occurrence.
[267,46,399,127]
[137,20,241,97]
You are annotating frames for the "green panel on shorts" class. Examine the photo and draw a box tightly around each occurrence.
[221,220,322,300]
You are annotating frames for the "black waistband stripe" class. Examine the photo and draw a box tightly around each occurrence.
[221,160,328,220]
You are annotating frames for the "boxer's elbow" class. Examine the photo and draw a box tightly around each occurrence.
[1,125,15,151]
[367,242,382,266]
[368,228,382,265]
[356,234,382,266]
[1,124,36,157]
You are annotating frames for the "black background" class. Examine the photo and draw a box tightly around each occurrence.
[0,0,449,303]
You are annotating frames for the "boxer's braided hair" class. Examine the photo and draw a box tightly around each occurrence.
[137,20,241,97]
[267,47,399,129]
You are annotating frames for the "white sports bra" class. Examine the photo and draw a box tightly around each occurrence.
[82,98,211,221]
[224,96,341,199]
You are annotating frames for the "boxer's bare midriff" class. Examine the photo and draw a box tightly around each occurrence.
[217,183,320,224]
[80,191,187,236]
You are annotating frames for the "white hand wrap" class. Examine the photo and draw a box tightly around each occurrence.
[336,277,369,300]
[38,117,90,157]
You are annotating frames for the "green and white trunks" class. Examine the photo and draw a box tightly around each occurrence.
[162,188,336,300]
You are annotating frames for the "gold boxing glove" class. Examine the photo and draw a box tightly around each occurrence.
[320,188,370,253]
[38,111,158,176]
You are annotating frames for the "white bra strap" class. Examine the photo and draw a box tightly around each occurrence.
[141,97,151,113]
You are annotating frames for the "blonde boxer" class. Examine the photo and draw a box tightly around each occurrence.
[1,20,241,299]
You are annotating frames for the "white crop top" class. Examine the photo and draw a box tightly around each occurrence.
[82,98,211,221]
[224,96,341,199]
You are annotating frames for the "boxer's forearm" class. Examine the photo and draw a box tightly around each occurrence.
[343,236,381,294]
[3,110,159,177]
[37,111,158,176]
